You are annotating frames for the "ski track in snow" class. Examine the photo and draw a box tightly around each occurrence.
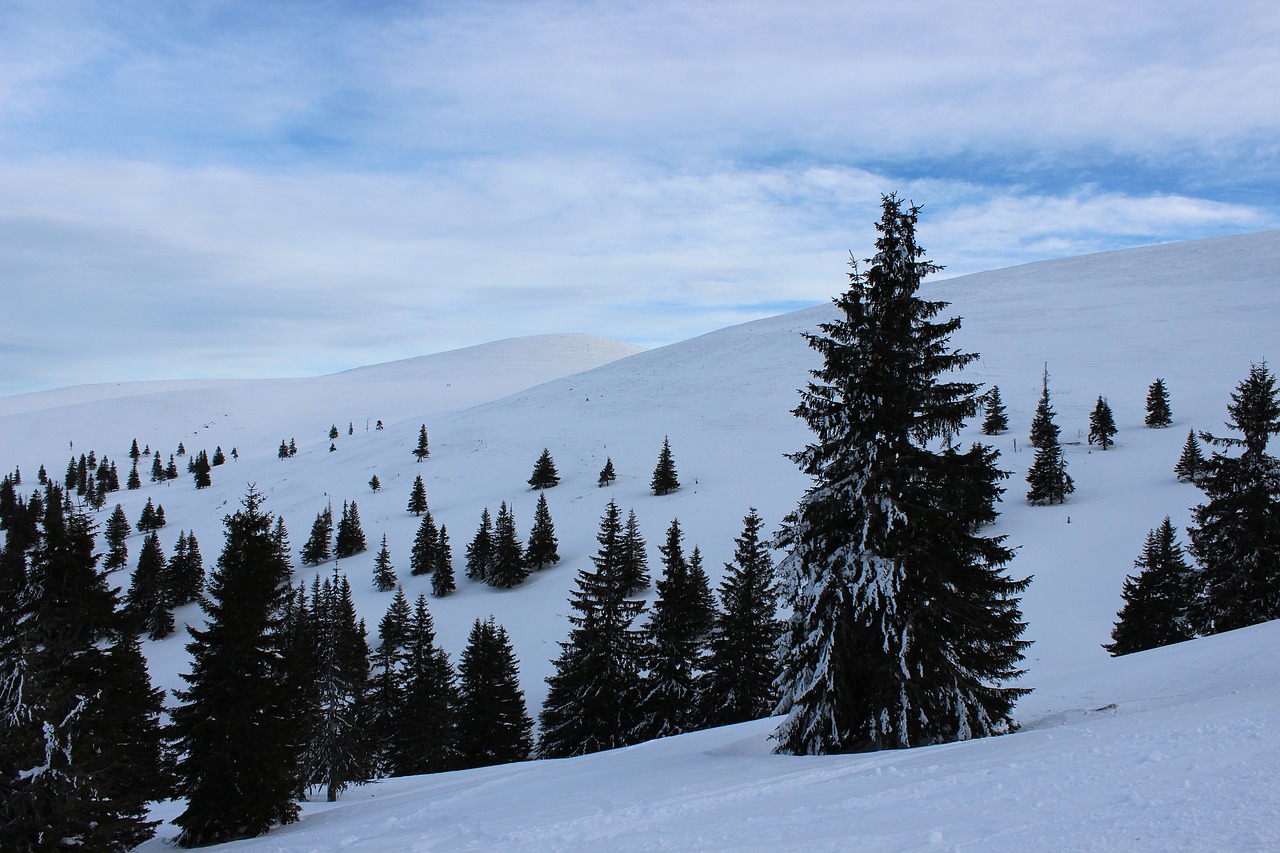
[4,231,1280,851]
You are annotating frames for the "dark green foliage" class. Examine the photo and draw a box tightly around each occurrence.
[618,508,650,595]
[528,448,561,490]
[703,508,779,727]
[1145,378,1172,428]
[151,452,164,482]
[301,506,334,566]
[126,532,174,640]
[413,425,430,462]
[369,588,412,777]
[373,534,397,591]
[598,456,616,487]
[431,527,456,597]
[1028,365,1060,449]
[407,474,427,516]
[650,436,680,495]
[165,455,179,481]
[171,488,304,847]
[369,474,381,492]
[634,518,716,741]
[130,438,141,461]
[334,500,367,559]
[488,502,528,588]
[410,511,439,576]
[176,442,186,456]
[104,503,132,572]
[456,617,533,769]
[538,500,645,758]
[279,440,290,460]
[192,449,213,488]
[1104,518,1195,656]
[1175,428,1206,483]
[388,595,459,776]
[167,530,205,607]
[981,384,1009,435]
[329,425,339,441]
[525,492,560,571]
[1187,362,1280,635]
[137,497,163,532]
[1088,395,1117,450]
[212,446,226,466]
[127,461,141,490]
[465,508,494,583]
[1026,444,1075,505]
[774,196,1030,756]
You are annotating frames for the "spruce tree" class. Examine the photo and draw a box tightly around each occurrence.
[410,511,439,576]
[465,507,494,583]
[1026,444,1075,505]
[1104,518,1194,656]
[538,500,645,758]
[369,588,412,776]
[138,497,158,533]
[212,446,226,466]
[369,474,381,492]
[301,506,334,566]
[1174,428,1206,483]
[279,440,290,460]
[329,425,339,441]
[407,473,428,516]
[618,508,650,595]
[150,452,165,483]
[431,526,456,597]
[165,455,179,480]
[456,617,534,769]
[413,425,430,462]
[389,594,458,776]
[1145,378,1172,428]
[373,533,397,591]
[774,195,1031,756]
[192,449,212,489]
[525,492,561,571]
[598,456,616,488]
[528,448,561,490]
[127,460,141,490]
[488,501,528,588]
[130,438,141,461]
[126,532,174,640]
[334,500,367,559]
[104,502,132,572]
[981,385,1009,435]
[650,436,680,495]
[170,488,305,847]
[702,508,779,727]
[1028,365,1060,449]
[1088,395,1117,450]
[634,518,715,741]
[166,530,205,607]
[1187,362,1280,635]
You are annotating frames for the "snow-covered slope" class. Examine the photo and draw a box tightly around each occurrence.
[3,229,1279,851]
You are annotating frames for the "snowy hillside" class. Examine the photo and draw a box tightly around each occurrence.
[3,229,1279,851]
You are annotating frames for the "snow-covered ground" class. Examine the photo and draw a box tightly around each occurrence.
[3,229,1278,851]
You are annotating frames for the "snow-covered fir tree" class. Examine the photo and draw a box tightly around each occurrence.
[166,530,205,606]
[598,456,616,487]
[456,617,534,769]
[369,588,412,777]
[1028,365,1060,449]
[773,195,1031,755]
[1104,517,1195,656]
[103,502,131,572]
[413,424,430,462]
[1026,371,1074,505]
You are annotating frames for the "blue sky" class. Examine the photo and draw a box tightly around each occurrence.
[2,0,1277,395]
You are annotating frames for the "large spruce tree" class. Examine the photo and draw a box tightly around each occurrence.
[334,500,367,559]
[369,588,412,777]
[528,448,561,490]
[650,436,680,496]
[171,487,305,847]
[1145,378,1173,428]
[1187,362,1280,635]
[389,594,459,776]
[1088,395,1117,450]
[773,195,1031,755]
[487,501,528,588]
[301,506,334,566]
[525,492,561,571]
[456,617,534,769]
[1104,517,1195,656]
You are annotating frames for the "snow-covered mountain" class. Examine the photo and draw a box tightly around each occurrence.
[3,230,1278,851]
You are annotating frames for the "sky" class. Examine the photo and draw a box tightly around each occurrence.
[2,0,1278,396]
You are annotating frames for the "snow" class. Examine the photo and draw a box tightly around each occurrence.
[3,229,1279,851]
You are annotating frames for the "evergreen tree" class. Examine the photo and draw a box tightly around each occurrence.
[618,508,650,595]
[388,595,458,776]
[212,446,226,466]
[410,511,440,576]
[634,518,715,741]
[528,448,561,490]
[165,455,179,480]
[1028,365,1060,449]
[279,440,290,460]
[431,526,456,598]
[1026,443,1075,505]
[373,534,397,591]
[488,501,528,588]
[702,508,778,727]
[329,425,339,441]
[1145,378,1173,428]
[981,385,1009,435]
[166,530,206,607]
[650,436,680,496]
[465,508,494,583]
[525,492,561,571]
[192,449,212,488]
[407,474,428,516]
[369,474,381,492]
[176,441,186,456]
[126,532,174,640]
[301,506,335,566]
[598,456,616,487]
[137,497,159,532]
[538,500,645,758]
[104,502,132,572]
[1104,518,1195,656]
[369,588,412,776]
[127,460,142,490]
[130,438,141,461]
[456,617,533,769]
[1187,362,1280,635]
[334,500,367,559]
[151,452,165,483]
[289,438,298,457]
[1088,395,1117,450]
[774,195,1031,756]
[413,425,430,462]
[1175,428,1207,483]
[170,488,305,847]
